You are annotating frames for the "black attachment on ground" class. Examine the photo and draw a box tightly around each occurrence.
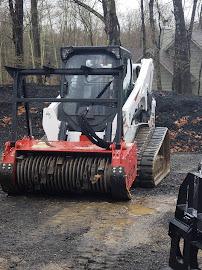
[168,169,202,270]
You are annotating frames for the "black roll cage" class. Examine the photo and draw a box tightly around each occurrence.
[6,65,125,149]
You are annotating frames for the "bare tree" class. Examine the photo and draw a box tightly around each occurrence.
[140,0,146,57]
[187,0,198,50]
[199,4,202,30]
[102,0,120,45]
[75,4,95,46]
[172,0,198,95]
[0,39,3,84]
[149,0,162,91]
[45,1,59,67]
[31,0,41,68]
[198,4,202,94]
[72,0,120,45]
[8,0,23,65]
[198,61,202,95]
[71,0,104,21]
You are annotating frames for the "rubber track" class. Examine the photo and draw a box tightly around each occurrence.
[135,125,170,187]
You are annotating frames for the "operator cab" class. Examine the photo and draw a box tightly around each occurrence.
[58,46,133,139]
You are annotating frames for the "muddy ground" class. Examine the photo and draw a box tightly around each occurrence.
[0,153,201,270]
[0,86,202,269]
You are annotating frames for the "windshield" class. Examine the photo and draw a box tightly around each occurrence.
[62,53,117,116]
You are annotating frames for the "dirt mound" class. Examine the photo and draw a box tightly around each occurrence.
[154,91,202,153]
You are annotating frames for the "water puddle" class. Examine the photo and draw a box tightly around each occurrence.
[127,204,155,216]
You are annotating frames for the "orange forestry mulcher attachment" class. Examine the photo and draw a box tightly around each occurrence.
[0,137,137,200]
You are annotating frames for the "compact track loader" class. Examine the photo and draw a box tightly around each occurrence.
[0,46,170,200]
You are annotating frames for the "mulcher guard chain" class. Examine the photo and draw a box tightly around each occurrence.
[168,169,202,270]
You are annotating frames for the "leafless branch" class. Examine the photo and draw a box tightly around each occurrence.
[71,0,104,22]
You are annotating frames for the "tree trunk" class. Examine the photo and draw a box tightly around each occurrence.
[198,4,202,30]
[187,0,198,59]
[198,5,202,95]
[102,0,120,45]
[46,1,59,67]
[140,0,146,57]
[8,0,24,65]
[71,0,104,23]
[77,6,94,46]
[28,28,35,69]
[0,41,3,84]
[40,28,46,66]
[198,61,202,95]
[149,0,162,91]
[172,0,194,95]
[31,0,41,68]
